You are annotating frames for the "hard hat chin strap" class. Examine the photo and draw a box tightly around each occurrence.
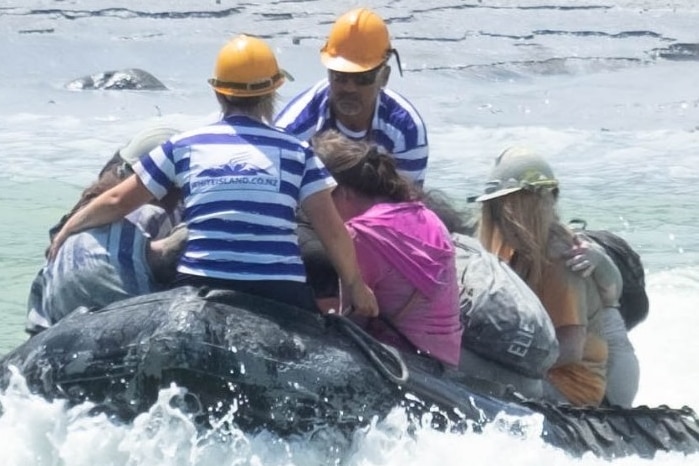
[208,72,285,93]
[389,49,404,77]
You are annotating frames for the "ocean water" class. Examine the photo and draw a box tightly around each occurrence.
[1,0,698,464]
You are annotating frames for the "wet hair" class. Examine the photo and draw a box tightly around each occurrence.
[216,92,278,124]
[311,129,417,202]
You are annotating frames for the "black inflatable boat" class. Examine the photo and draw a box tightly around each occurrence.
[1,286,698,460]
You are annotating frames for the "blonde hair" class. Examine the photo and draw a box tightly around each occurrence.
[217,91,278,124]
[479,189,573,289]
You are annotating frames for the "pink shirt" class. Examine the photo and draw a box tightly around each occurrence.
[345,202,463,366]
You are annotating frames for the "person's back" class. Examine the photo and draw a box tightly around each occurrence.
[147,118,323,286]
[274,7,428,184]
[347,201,462,366]
[28,213,161,330]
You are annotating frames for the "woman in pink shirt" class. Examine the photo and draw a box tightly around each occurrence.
[311,130,463,366]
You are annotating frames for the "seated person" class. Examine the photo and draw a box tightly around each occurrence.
[476,147,609,407]
[274,8,428,185]
[565,235,640,407]
[311,130,462,367]
[27,126,184,334]
[47,36,378,317]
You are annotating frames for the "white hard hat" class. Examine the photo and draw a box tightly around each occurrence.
[475,146,559,202]
[119,125,179,166]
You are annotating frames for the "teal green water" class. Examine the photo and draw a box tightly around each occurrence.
[0,180,78,350]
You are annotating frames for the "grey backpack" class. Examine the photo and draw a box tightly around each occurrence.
[453,234,559,378]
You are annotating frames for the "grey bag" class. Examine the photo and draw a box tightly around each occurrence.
[453,234,559,378]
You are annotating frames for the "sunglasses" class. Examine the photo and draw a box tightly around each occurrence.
[329,67,383,86]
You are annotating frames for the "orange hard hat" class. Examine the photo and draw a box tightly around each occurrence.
[208,35,290,97]
[320,8,392,73]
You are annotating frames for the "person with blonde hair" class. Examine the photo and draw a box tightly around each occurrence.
[48,35,377,317]
[312,130,462,367]
[476,147,610,406]
[275,7,428,185]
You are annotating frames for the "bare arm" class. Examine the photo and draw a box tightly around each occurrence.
[301,189,378,317]
[48,175,155,260]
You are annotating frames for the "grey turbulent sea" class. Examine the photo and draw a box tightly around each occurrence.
[1,1,698,464]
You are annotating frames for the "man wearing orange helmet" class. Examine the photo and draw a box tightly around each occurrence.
[48,35,378,318]
[275,8,429,185]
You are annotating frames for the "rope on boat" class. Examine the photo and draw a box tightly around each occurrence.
[326,313,409,385]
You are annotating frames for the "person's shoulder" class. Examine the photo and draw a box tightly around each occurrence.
[164,122,222,145]
[255,122,311,152]
[275,81,330,135]
[380,88,424,119]
[377,88,427,141]
[547,223,575,258]
[342,221,362,241]
[277,81,330,116]
[294,79,330,99]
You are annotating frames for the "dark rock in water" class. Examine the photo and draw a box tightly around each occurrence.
[65,68,167,90]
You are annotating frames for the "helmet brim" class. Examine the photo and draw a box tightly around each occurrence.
[208,69,293,98]
[474,186,523,203]
[320,52,379,73]
[119,126,179,166]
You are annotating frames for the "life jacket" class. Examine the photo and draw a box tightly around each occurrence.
[570,220,649,331]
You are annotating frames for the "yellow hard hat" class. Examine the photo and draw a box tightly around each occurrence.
[320,8,392,73]
[208,35,290,97]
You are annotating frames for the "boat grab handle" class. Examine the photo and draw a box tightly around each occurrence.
[326,313,409,385]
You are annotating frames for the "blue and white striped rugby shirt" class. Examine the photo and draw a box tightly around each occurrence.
[133,115,336,283]
[26,205,171,332]
[274,80,429,184]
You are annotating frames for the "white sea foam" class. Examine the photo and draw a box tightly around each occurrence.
[1,369,696,465]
